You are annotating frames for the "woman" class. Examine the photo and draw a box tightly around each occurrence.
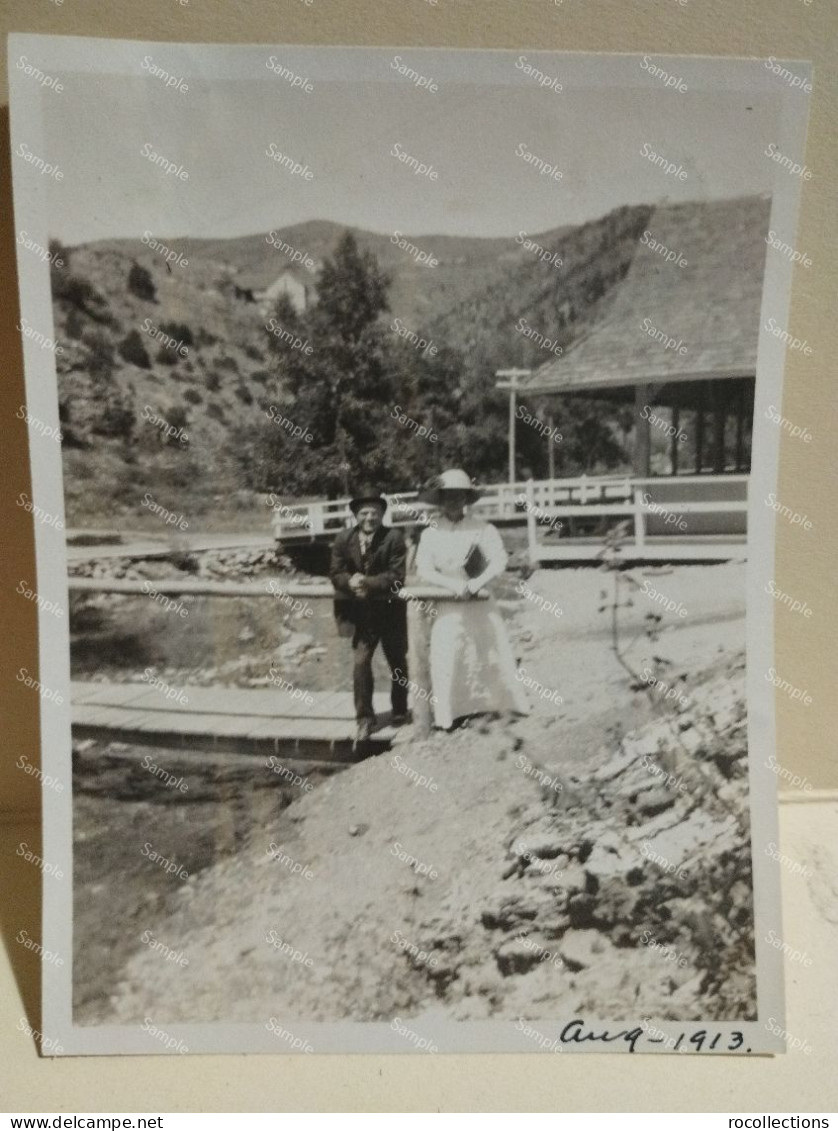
[415,468,529,730]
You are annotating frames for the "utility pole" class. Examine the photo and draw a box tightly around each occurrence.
[495,368,531,485]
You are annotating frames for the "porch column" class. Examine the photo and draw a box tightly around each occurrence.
[735,380,746,472]
[670,405,680,476]
[695,384,706,473]
[712,382,727,473]
[633,384,651,477]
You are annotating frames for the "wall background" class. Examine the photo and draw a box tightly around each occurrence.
[0,0,835,1110]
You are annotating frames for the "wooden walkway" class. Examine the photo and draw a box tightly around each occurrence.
[71,681,412,761]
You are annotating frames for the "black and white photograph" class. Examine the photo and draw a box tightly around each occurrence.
[9,36,811,1055]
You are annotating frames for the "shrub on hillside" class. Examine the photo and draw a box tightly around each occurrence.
[206,402,227,424]
[159,321,194,348]
[205,370,221,392]
[156,343,177,366]
[128,261,157,302]
[118,329,152,369]
[183,387,203,405]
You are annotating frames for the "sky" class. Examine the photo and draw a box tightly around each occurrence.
[30,46,787,245]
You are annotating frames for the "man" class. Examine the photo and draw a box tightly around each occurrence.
[329,489,409,745]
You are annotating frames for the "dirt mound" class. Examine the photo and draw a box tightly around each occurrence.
[105,648,753,1026]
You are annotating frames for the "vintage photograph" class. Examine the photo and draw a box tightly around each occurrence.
[10,39,807,1054]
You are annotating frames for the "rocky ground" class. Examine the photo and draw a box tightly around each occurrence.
[73,559,755,1027]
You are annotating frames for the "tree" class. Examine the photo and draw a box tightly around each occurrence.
[128,261,156,302]
[119,329,152,369]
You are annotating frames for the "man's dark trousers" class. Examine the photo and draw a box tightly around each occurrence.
[329,525,409,722]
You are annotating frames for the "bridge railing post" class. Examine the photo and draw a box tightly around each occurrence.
[406,596,433,739]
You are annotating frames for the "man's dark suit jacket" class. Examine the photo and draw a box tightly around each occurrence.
[329,525,408,639]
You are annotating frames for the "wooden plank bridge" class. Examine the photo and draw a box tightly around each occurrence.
[71,680,411,761]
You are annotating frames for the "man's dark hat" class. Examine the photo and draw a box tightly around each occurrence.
[349,488,388,515]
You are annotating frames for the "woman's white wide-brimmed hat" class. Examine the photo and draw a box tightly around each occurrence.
[418,468,482,506]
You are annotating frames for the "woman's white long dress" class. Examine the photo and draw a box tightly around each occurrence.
[415,514,529,729]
